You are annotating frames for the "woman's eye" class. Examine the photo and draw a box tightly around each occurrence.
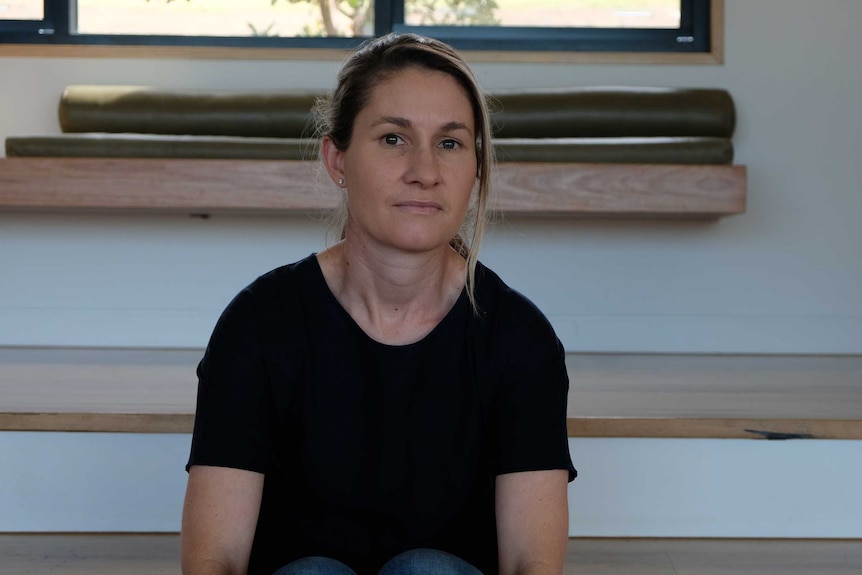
[383,134,402,146]
[440,139,460,150]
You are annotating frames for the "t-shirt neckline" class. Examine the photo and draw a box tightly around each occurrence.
[307,253,468,350]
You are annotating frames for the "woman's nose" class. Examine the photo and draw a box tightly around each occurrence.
[404,145,441,187]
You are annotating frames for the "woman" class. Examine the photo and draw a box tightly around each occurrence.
[181,33,575,575]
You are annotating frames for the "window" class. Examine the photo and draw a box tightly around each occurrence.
[0,0,713,53]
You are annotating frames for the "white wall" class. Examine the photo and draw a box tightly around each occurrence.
[2,0,862,354]
[5,433,861,537]
[2,0,862,538]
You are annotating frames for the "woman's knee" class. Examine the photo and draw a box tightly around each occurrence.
[272,556,358,575]
[378,548,483,575]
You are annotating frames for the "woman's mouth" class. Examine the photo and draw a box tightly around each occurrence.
[395,200,442,213]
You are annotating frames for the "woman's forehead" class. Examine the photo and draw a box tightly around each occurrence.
[360,68,475,126]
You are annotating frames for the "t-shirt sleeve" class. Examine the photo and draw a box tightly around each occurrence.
[186,285,274,474]
[496,297,576,481]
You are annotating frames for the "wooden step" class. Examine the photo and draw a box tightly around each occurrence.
[1,534,861,575]
[1,347,860,439]
[565,353,862,439]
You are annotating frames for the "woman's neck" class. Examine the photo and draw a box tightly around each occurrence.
[317,238,465,345]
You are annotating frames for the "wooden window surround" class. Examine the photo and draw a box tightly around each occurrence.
[0,2,724,65]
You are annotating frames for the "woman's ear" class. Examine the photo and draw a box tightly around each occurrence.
[321,136,346,187]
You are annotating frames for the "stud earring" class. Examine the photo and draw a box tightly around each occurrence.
[337,178,345,187]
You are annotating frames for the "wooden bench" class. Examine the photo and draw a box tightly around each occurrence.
[2,347,860,439]
[2,534,861,575]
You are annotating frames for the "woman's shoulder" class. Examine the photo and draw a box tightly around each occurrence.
[216,254,321,324]
[250,253,319,289]
[474,262,553,329]
[471,262,565,372]
[233,253,321,303]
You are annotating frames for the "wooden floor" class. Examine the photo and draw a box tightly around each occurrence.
[565,539,862,575]
[1,535,861,575]
[1,347,861,439]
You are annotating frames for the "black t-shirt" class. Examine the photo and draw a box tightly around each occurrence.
[188,254,575,575]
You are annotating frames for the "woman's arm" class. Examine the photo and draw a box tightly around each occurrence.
[181,465,265,575]
[495,469,570,575]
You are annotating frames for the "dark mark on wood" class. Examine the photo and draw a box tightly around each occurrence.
[744,429,815,440]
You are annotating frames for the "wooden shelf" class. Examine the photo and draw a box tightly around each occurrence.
[0,158,746,218]
[2,348,858,439]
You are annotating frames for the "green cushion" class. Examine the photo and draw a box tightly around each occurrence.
[494,137,733,164]
[6,134,315,160]
[59,86,318,139]
[58,85,735,140]
[490,87,735,138]
[6,133,733,165]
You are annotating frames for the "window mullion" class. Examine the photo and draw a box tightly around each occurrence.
[691,0,711,51]
[374,0,403,35]
[42,0,72,40]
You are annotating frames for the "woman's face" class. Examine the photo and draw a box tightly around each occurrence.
[324,66,478,255]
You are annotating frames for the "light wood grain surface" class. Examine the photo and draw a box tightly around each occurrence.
[565,354,862,439]
[0,347,197,433]
[0,158,746,218]
[1,535,860,575]
[1,348,860,438]
[0,43,724,65]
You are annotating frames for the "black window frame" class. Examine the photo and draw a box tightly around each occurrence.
[0,0,712,53]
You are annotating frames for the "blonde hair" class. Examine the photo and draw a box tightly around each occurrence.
[314,33,494,313]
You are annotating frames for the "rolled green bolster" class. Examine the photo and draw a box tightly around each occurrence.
[494,137,734,165]
[58,85,735,140]
[5,134,316,160]
[59,86,319,139]
[6,134,732,165]
[491,87,736,139]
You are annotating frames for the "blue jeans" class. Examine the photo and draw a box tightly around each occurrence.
[272,548,483,575]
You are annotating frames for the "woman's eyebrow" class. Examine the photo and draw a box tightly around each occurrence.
[371,116,411,128]
[441,121,472,134]
[370,116,472,133]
